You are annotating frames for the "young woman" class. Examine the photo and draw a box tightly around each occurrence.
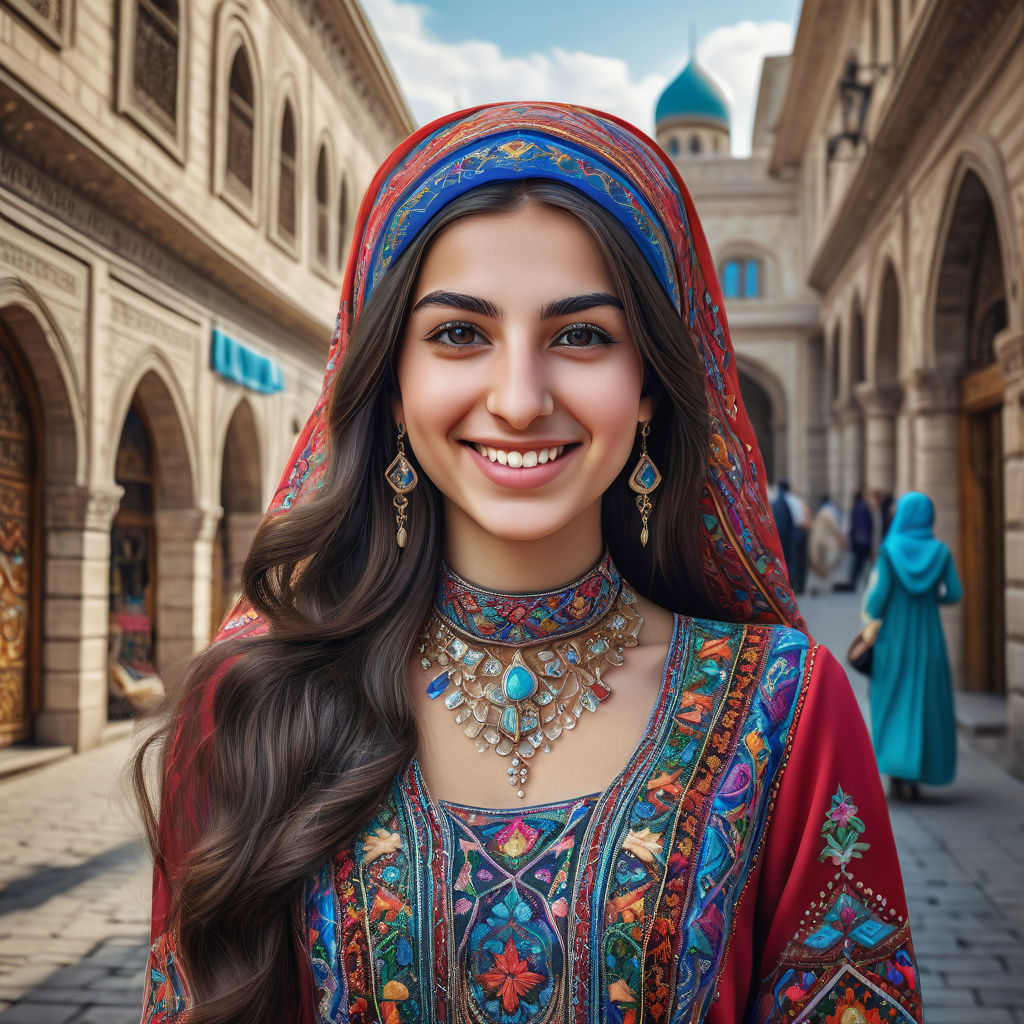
[138,103,922,1024]
[866,491,962,800]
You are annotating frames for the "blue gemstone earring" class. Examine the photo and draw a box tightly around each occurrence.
[385,423,418,548]
[628,420,662,547]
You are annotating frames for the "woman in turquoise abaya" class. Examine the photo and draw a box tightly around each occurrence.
[865,491,962,799]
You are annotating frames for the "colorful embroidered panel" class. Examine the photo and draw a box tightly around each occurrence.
[303,618,894,1024]
[754,786,921,1024]
[442,795,598,1021]
[140,932,189,1023]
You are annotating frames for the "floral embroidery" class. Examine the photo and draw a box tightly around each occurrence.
[819,786,869,872]
[476,936,546,1014]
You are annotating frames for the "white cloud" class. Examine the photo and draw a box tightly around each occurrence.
[696,20,794,156]
[362,0,792,157]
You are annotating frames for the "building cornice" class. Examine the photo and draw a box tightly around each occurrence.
[806,0,1020,292]
[767,0,847,177]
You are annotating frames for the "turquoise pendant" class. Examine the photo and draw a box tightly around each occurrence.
[502,651,538,702]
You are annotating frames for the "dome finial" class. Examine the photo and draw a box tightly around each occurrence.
[689,21,697,62]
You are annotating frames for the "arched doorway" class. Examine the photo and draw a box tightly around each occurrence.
[109,403,160,717]
[211,400,262,635]
[0,322,41,746]
[934,169,1008,694]
[738,366,782,484]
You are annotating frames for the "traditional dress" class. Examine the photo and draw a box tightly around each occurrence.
[866,492,962,786]
[142,103,922,1024]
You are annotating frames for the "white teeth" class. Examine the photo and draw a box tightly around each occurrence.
[473,444,567,467]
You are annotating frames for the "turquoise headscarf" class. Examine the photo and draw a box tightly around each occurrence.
[880,492,950,594]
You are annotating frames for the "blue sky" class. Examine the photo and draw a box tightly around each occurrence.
[362,0,804,156]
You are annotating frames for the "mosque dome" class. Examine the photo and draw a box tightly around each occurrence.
[655,59,731,129]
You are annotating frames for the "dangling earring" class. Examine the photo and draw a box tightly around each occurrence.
[628,420,662,547]
[385,423,418,548]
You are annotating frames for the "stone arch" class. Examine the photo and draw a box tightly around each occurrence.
[926,140,1021,365]
[921,154,1012,696]
[736,354,788,485]
[872,260,901,387]
[108,355,197,509]
[0,282,84,484]
[211,396,263,628]
[847,292,867,396]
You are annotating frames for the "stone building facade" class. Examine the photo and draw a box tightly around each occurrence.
[662,0,1024,773]
[0,0,413,751]
[657,56,823,499]
[769,0,1023,770]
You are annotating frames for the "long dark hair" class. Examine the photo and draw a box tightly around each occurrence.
[133,179,713,1023]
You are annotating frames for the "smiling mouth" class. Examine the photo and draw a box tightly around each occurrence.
[467,442,574,468]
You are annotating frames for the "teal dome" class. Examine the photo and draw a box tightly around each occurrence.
[655,60,730,128]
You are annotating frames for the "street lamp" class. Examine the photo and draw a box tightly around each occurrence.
[827,53,886,162]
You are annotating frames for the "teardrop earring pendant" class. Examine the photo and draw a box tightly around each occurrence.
[628,421,662,547]
[385,423,418,548]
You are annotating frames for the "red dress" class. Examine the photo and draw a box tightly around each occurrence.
[143,618,921,1023]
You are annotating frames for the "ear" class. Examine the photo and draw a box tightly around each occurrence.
[391,393,405,430]
[639,393,655,425]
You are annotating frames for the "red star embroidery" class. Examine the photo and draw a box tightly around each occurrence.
[476,936,545,1013]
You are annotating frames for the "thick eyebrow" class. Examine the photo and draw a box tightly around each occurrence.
[540,292,624,320]
[411,290,502,320]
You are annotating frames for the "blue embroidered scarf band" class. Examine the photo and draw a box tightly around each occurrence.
[419,552,642,798]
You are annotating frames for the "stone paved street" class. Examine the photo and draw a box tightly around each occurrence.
[0,592,1022,1022]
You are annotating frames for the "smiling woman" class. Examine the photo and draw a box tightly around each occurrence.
[136,104,923,1024]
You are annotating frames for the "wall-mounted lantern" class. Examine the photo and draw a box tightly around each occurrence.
[827,53,887,161]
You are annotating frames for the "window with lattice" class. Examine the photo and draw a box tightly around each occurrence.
[277,103,297,242]
[226,47,255,200]
[133,0,178,129]
[314,146,330,266]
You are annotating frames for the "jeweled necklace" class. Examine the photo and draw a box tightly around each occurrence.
[419,552,642,798]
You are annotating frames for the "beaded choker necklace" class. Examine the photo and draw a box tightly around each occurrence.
[419,553,642,798]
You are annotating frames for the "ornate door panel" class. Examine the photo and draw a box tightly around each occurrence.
[0,342,35,745]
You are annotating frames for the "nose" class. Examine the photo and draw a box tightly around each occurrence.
[485,343,554,428]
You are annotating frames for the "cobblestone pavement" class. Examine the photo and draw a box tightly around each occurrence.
[0,593,1022,1022]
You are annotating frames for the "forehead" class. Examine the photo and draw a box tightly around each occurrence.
[412,203,617,300]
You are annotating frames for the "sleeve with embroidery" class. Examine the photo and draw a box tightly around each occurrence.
[746,645,922,1024]
[141,931,190,1022]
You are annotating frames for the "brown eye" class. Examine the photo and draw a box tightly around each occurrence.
[553,323,613,348]
[430,322,483,346]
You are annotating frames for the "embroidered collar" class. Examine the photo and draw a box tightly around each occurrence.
[433,552,621,646]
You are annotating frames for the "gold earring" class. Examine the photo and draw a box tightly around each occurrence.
[628,421,662,547]
[385,423,418,548]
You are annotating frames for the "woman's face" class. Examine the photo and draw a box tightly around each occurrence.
[395,201,652,547]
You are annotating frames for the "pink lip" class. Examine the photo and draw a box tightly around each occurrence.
[466,444,578,490]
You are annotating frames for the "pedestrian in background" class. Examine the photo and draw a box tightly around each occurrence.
[771,479,795,583]
[865,491,962,800]
[807,495,844,595]
[848,490,874,589]
[784,482,810,594]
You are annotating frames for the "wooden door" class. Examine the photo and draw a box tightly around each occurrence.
[0,329,40,746]
[959,366,1005,693]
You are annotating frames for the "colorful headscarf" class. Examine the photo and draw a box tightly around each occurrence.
[217,101,804,641]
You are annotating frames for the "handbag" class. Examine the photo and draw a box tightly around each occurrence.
[847,619,881,676]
